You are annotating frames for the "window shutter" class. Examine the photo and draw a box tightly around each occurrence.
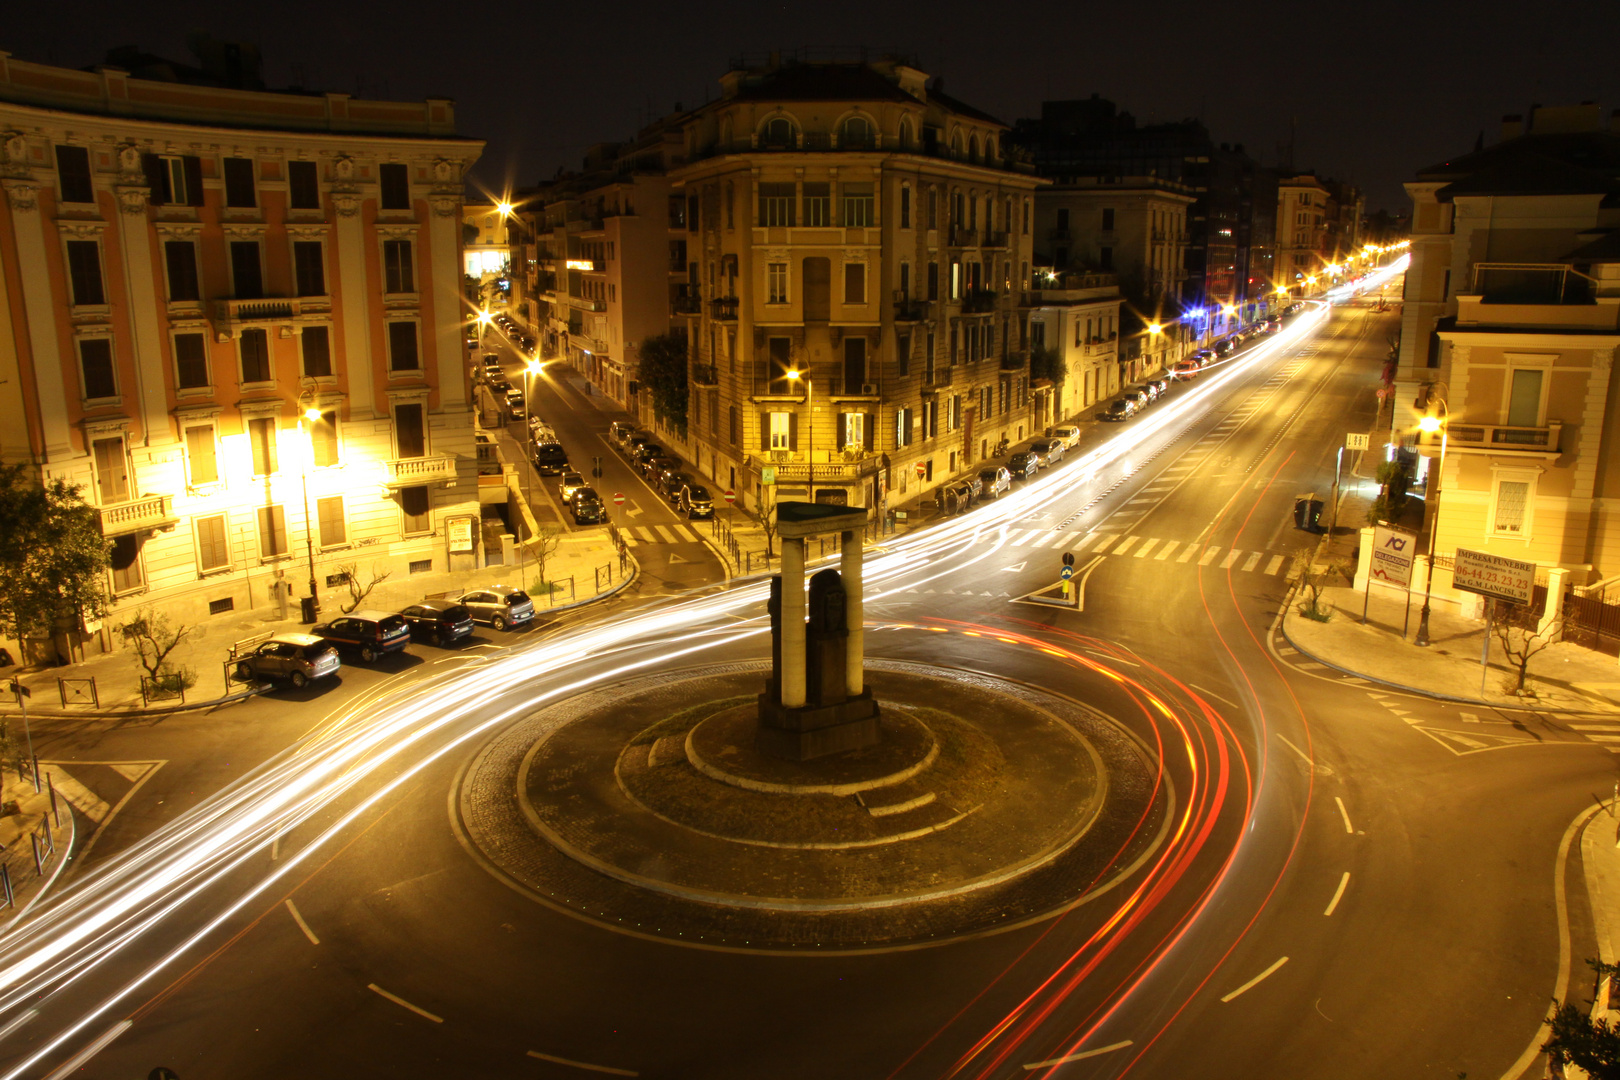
[182,156,204,206]
[760,413,770,452]
[864,412,875,451]
[788,411,799,450]
[836,413,847,451]
[141,154,167,205]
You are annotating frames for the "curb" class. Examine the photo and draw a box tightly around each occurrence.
[0,685,267,722]
[534,552,641,615]
[2,806,76,931]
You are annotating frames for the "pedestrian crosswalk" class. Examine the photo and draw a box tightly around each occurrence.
[994,528,1291,575]
[619,523,707,545]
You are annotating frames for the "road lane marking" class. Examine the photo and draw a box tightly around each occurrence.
[1221,956,1288,1002]
[1325,872,1350,916]
[41,765,109,822]
[43,1020,132,1080]
[285,899,320,945]
[1335,796,1354,833]
[1134,539,1159,558]
[527,1050,640,1076]
[1276,734,1316,770]
[1190,683,1239,709]
[1022,1040,1134,1069]
[1000,561,1027,573]
[1155,541,1180,560]
[1241,552,1262,572]
[368,983,443,1023]
[1220,549,1241,569]
[1263,554,1285,575]
[1178,544,1199,563]
[1112,536,1139,556]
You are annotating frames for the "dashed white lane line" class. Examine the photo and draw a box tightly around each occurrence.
[526,1050,640,1076]
[285,899,320,945]
[1324,872,1350,916]
[1221,956,1289,1002]
[1335,796,1354,834]
[1276,734,1316,769]
[1022,1040,1134,1069]
[1189,682,1239,710]
[368,983,443,1023]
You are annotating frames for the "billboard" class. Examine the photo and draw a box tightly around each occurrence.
[1369,525,1416,588]
[1452,548,1537,605]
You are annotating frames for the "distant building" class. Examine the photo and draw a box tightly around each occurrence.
[1275,173,1364,290]
[0,49,484,655]
[1025,271,1126,415]
[1393,103,1620,609]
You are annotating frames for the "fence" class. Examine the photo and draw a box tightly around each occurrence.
[55,677,98,708]
[1566,586,1620,655]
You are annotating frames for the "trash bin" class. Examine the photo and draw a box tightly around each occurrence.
[299,595,321,624]
[1293,493,1323,532]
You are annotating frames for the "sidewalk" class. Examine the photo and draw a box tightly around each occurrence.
[1569,809,1620,1079]
[0,766,75,926]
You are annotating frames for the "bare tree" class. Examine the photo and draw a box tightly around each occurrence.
[530,526,563,593]
[1291,555,1344,622]
[1493,601,1562,694]
[119,608,197,691]
[335,563,393,614]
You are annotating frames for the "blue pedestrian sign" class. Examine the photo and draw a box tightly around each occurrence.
[1059,565,1074,581]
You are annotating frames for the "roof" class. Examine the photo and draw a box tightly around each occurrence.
[730,63,915,107]
[1563,230,1620,262]
[928,87,1002,126]
[1436,153,1619,200]
[1418,131,1620,198]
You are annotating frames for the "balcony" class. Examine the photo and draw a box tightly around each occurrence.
[382,454,456,488]
[672,286,702,316]
[571,297,606,312]
[710,296,739,321]
[692,363,718,386]
[922,366,953,391]
[948,226,978,248]
[97,494,178,537]
[893,293,931,323]
[1423,422,1562,457]
[981,230,1009,250]
[962,289,1000,314]
[756,457,883,483]
[1000,350,1028,372]
[213,296,326,331]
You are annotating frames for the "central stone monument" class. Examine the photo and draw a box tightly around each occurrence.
[757,501,881,761]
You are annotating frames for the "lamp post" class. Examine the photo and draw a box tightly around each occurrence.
[786,368,813,500]
[1413,397,1449,647]
[298,406,322,623]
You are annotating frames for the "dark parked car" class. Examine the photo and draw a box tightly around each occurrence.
[679,484,714,519]
[533,442,570,475]
[1029,439,1065,467]
[233,633,340,689]
[641,454,675,481]
[1007,451,1039,479]
[627,433,658,457]
[399,601,475,646]
[453,586,535,630]
[631,442,665,468]
[312,610,411,663]
[659,469,692,503]
[572,488,608,525]
[1101,398,1137,422]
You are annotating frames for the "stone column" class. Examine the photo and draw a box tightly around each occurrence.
[1352,526,1374,592]
[1540,567,1569,642]
[840,528,863,696]
[781,536,807,708]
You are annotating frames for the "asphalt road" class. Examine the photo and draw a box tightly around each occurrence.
[8,289,1618,1080]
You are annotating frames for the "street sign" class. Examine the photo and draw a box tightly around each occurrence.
[1346,433,1370,451]
[761,466,777,485]
[1059,565,1074,581]
[6,680,28,699]
[1369,524,1416,588]
[724,490,736,505]
[914,461,927,479]
[613,492,625,507]
[1452,547,1537,605]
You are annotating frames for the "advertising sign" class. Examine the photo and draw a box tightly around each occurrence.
[1452,548,1537,605]
[446,516,476,555]
[1369,525,1416,588]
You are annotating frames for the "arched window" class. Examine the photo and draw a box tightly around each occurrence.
[898,117,914,149]
[969,134,981,163]
[720,117,733,149]
[986,136,998,162]
[762,116,795,149]
[842,115,873,149]
[949,129,963,159]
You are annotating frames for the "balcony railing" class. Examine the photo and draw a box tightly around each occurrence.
[382,455,456,488]
[710,296,739,321]
[981,230,1009,250]
[1470,263,1595,304]
[1427,422,1562,455]
[213,296,326,328]
[948,226,978,248]
[923,366,953,390]
[756,458,883,482]
[1000,350,1027,372]
[962,289,1000,313]
[893,294,931,322]
[692,363,718,386]
[672,286,702,315]
[97,494,178,537]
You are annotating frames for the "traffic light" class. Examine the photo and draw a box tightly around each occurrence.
[1062,552,1075,567]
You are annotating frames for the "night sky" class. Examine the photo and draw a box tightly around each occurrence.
[8,1,1620,212]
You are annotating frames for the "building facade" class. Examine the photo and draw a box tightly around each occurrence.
[1026,272,1126,416]
[0,52,483,655]
[1276,173,1365,291]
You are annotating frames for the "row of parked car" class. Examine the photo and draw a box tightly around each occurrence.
[233,588,541,688]
[608,422,716,520]
[935,424,1085,510]
[488,311,535,355]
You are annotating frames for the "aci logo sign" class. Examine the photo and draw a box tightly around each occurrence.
[1369,525,1416,587]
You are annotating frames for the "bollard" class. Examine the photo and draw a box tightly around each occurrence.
[30,833,41,876]
[30,753,39,794]
[745,551,752,574]
[47,773,59,828]
[1,863,12,908]
[41,820,52,856]
[569,576,576,600]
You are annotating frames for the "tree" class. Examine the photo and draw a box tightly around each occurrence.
[119,608,197,691]
[529,526,563,593]
[334,562,392,614]
[1291,555,1343,622]
[638,331,689,437]
[1492,600,1562,694]
[0,464,111,660]
[1367,459,1413,526]
[1544,1000,1620,1078]
[1029,345,1066,389]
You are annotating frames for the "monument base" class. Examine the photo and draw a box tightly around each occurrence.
[756,689,882,761]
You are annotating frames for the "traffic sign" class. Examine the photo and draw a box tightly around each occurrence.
[914,461,927,479]
[724,490,735,504]
[1346,432,1370,451]
[613,492,625,507]
[1059,565,1074,581]
[1062,552,1075,567]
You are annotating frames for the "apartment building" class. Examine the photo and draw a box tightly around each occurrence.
[1025,271,1126,416]
[1393,103,1620,607]
[649,54,1043,513]
[1035,177,1191,304]
[0,50,483,654]
[1276,173,1365,290]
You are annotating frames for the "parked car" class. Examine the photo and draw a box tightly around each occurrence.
[679,484,714,519]
[454,586,535,630]
[641,454,675,481]
[1007,451,1039,479]
[399,601,476,647]
[631,442,664,469]
[1101,398,1137,422]
[608,421,635,446]
[1045,424,1082,450]
[482,353,503,372]
[1148,377,1170,396]
[1029,439,1065,467]
[1172,360,1201,379]
[659,469,692,503]
[312,610,412,664]
[1214,339,1235,356]
[233,633,340,689]
[533,442,570,475]
[571,488,608,525]
[978,466,1012,497]
[558,471,587,503]
[489,374,511,394]
[1123,387,1152,409]
[505,387,526,420]
[627,432,657,457]
[1193,348,1215,366]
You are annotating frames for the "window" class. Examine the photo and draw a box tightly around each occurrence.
[725,182,735,229]
[898,333,911,378]
[763,117,795,148]
[927,261,939,301]
[668,195,686,229]
[174,333,209,389]
[395,404,426,458]
[110,534,143,594]
[66,241,105,306]
[55,146,94,204]
[195,513,230,573]
[688,195,699,232]
[842,183,873,227]
[379,163,411,210]
[230,241,263,298]
[841,116,873,149]
[388,321,420,371]
[896,407,913,447]
[803,182,830,227]
[900,185,911,229]
[843,337,867,395]
[300,326,332,379]
[759,182,795,227]
[384,240,415,293]
[223,157,256,209]
[293,241,325,296]
[248,416,279,476]
[185,425,219,485]
[1099,246,1113,270]
[1492,479,1530,536]
[92,436,130,503]
[239,328,272,384]
[899,262,911,299]
[1102,208,1115,231]
[1023,198,1031,235]
[401,485,431,534]
[767,262,788,304]
[142,154,202,207]
[924,399,938,439]
[729,405,739,446]
[843,262,866,304]
[288,160,320,210]
[79,338,117,400]
[768,412,792,450]
[317,495,346,547]
[927,188,938,230]
[1506,368,1544,428]
[257,504,288,559]
[840,412,867,451]
[310,410,340,467]
[765,337,794,394]
[164,241,200,302]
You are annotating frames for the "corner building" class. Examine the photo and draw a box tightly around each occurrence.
[0,52,483,649]
[665,55,1043,512]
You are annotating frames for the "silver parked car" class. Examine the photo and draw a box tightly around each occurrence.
[233,633,340,689]
[1029,439,1065,467]
[454,585,535,630]
[977,466,1012,498]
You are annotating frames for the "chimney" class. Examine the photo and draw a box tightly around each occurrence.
[1500,114,1524,140]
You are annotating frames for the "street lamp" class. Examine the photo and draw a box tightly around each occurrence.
[298,406,323,623]
[785,368,813,498]
[1413,397,1449,647]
